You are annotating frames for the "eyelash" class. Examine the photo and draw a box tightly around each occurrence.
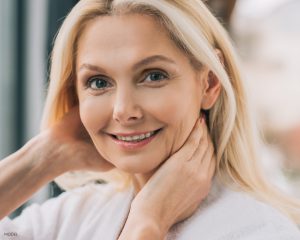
[85,70,169,91]
[86,76,112,91]
[143,70,169,83]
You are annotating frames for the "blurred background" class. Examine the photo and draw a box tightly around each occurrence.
[1,0,299,218]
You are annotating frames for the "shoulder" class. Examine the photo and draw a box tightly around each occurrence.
[16,183,121,222]
[1,183,134,240]
[167,181,300,240]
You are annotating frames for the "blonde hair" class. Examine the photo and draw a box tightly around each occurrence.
[41,0,300,223]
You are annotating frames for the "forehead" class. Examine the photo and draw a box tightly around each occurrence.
[76,14,185,67]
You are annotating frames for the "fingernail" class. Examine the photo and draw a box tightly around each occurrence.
[200,117,204,124]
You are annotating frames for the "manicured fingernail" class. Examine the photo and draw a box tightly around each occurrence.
[200,115,205,123]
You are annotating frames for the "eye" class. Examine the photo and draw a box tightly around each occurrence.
[144,71,168,82]
[87,76,112,90]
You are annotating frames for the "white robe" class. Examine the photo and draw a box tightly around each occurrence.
[1,180,300,240]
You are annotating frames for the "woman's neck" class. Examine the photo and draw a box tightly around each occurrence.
[132,170,155,195]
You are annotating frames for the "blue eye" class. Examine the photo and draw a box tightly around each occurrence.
[144,71,168,82]
[87,77,111,90]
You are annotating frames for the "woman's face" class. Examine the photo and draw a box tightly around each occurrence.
[76,14,207,174]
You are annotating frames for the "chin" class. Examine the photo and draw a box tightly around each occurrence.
[112,157,161,174]
[115,164,154,174]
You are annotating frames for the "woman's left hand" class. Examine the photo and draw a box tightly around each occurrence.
[119,116,216,239]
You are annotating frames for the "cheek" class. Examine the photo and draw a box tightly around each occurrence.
[141,86,200,154]
[79,97,110,133]
[149,88,200,125]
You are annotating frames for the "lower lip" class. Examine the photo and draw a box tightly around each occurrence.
[110,130,161,150]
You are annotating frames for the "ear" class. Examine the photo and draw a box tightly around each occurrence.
[201,49,223,110]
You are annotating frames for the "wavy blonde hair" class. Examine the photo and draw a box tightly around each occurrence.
[41,0,300,223]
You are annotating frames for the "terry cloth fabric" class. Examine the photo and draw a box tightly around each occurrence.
[1,181,300,240]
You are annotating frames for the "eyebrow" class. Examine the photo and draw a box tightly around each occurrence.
[78,55,176,73]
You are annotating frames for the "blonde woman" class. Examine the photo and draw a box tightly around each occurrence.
[1,0,300,239]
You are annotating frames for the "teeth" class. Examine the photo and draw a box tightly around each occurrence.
[116,131,156,142]
[133,135,140,140]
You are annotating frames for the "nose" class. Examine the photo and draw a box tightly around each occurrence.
[112,87,144,125]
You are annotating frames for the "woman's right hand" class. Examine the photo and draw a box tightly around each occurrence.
[120,116,216,239]
[0,106,114,219]
[1,105,115,218]
[42,106,114,173]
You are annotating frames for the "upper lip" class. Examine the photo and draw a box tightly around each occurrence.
[109,128,161,137]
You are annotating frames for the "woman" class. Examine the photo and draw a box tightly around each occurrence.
[1,0,300,239]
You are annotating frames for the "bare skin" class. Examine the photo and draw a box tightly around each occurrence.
[0,107,215,239]
[119,117,215,239]
[0,14,219,238]
[74,14,219,239]
[0,106,114,220]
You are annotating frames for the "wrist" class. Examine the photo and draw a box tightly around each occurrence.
[130,199,172,235]
[118,214,166,240]
[26,132,67,178]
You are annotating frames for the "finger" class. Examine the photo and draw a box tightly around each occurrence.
[64,106,90,140]
[62,105,80,122]
[199,120,216,178]
[200,120,214,165]
[57,105,82,132]
[207,155,216,180]
[186,117,208,163]
[202,119,215,164]
[79,124,92,141]
[187,118,202,146]
[169,118,203,161]
[188,118,216,180]
[195,137,214,173]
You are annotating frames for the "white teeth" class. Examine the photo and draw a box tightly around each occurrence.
[116,131,156,142]
[133,135,140,140]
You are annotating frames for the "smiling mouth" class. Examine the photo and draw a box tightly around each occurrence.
[109,128,163,142]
